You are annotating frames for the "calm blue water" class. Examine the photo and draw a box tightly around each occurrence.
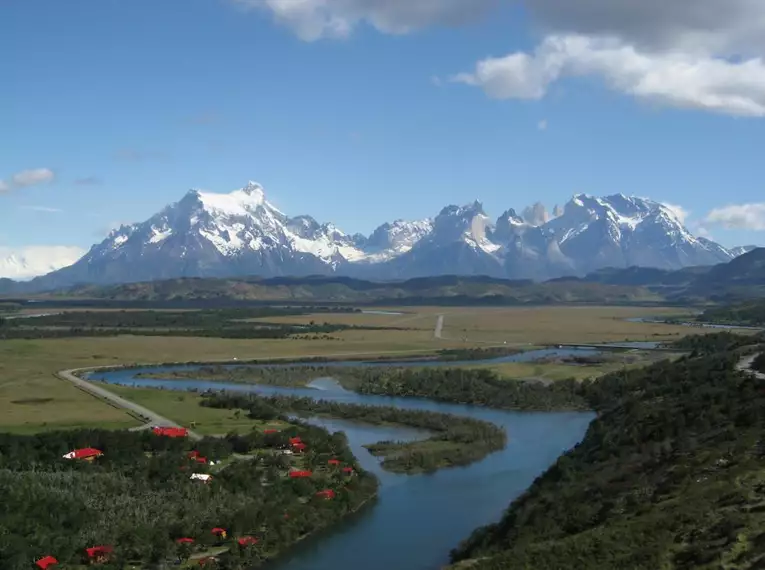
[92,364,594,570]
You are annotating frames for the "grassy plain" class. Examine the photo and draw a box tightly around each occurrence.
[103,385,290,436]
[253,305,698,343]
[0,305,712,433]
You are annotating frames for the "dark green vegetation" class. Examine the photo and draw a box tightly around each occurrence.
[137,365,591,411]
[449,333,765,570]
[699,300,765,326]
[202,392,507,474]
[0,420,376,569]
[435,346,524,361]
[752,353,765,373]
[666,331,759,355]
[0,306,398,340]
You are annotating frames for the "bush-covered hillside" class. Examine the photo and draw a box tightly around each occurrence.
[450,339,765,569]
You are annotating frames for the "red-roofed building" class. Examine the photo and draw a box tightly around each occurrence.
[211,527,227,538]
[291,442,307,452]
[153,426,188,437]
[176,537,195,544]
[62,448,103,461]
[342,467,354,474]
[36,556,58,569]
[316,489,336,500]
[238,536,258,547]
[289,436,302,444]
[85,545,113,563]
[188,450,200,459]
[289,470,312,478]
[195,456,208,464]
[327,459,340,466]
[263,429,278,434]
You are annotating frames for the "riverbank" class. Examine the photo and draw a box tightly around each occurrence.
[449,334,765,569]
[202,391,507,475]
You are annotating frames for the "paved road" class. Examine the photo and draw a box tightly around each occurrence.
[736,354,765,381]
[57,367,202,440]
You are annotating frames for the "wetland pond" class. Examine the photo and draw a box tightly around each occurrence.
[91,350,597,570]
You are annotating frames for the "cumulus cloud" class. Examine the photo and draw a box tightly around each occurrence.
[704,203,765,231]
[231,0,496,41]
[451,35,765,116]
[0,168,55,194]
[662,202,690,225]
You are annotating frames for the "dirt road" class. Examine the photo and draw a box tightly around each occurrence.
[57,367,202,440]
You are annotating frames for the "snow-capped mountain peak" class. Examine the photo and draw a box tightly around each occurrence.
[25,182,744,288]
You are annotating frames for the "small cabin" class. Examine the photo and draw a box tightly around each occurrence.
[62,448,103,461]
[190,473,213,483]
[327,459,340,466]
[153,426,188,437]
[35,556,58,569]
[85,545,113,564]
[291,442,307,453]
[211,527,227,539]
[176,537,195,545]
[289,436,302,444]
[289,470,312,478]
[316,489,336,500]
[238,536,258,547]
[342,467,354,475]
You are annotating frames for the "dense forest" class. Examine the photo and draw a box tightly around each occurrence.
[201,392,507,474]
[0,416,376,569]
[449,334,765,569]
[666,330,761,355]
[700,300,765,326]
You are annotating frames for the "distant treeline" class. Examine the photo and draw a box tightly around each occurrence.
[0,306,403,340]
[699,300,765,326]
[666,331,761,355]
[0,422,376,570]
[202,392,507,474]
[138,363,592,412]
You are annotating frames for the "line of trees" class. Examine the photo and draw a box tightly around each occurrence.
[202,392,507,474]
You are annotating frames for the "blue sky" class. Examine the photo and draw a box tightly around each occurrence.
[2,0,765,256]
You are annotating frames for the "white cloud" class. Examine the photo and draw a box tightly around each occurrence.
[0,245,85,280]
[451,35,765,117]
[20,206,63,213]
[662,202,690,225]
[232,0,495,41]
[704,203,765,230]
[537,119,548,130]
[11,168,55,187]
[0,168,56,193]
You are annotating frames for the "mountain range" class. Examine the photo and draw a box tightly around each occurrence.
[7,182,753,291]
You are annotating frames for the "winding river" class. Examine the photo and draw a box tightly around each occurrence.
[89,350,598,570]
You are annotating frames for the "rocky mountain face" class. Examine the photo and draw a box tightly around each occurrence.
[23,182,745,290]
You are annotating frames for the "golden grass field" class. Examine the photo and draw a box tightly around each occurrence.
[0,305,732,433]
